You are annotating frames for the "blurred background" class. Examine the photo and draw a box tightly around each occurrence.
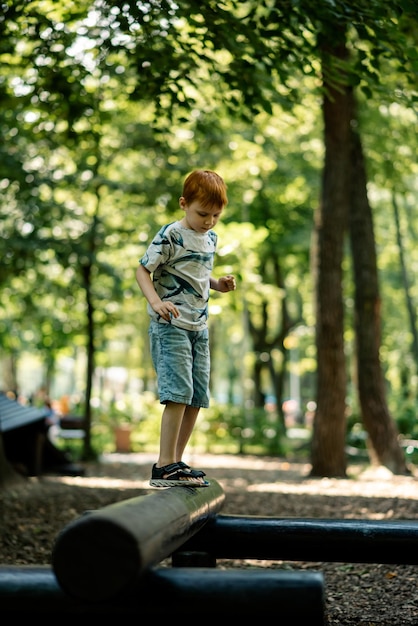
[1,1,417,474]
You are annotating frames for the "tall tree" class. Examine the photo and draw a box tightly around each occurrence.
[310,4,415,476]
[310,30,352,477]
[348,117,407,473]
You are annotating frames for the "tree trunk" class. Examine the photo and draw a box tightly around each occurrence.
[81,260,96,461]
[310,36,351,477]
[349,124,408,474]
[392,192,418,374]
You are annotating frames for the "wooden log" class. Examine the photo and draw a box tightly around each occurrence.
[181,514,418,564]
[0,565,325,622]
[52,479,225,602]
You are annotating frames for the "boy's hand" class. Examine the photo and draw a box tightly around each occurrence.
[152,301,179,321]
[217,275,236,293]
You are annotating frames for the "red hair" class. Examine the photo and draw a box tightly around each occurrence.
[182,170,228,210]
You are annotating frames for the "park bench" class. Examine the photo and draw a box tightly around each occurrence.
[0,392,83,476]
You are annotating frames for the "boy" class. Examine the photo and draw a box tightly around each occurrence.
[136,170,236,487]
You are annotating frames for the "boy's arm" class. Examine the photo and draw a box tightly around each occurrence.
[210,275,236,293]
[136,265,179,321]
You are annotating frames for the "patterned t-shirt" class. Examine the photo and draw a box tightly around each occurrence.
[139,221,217,331]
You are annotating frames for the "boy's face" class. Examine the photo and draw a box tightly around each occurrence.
[179,198,224,233]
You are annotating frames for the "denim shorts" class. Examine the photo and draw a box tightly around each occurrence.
[149,321,210,408]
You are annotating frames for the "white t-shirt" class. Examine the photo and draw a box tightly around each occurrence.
[140,221,217,331]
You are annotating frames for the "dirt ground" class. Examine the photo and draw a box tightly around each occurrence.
[1,451,418,624]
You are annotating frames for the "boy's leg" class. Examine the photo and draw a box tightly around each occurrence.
[151,401,208,487]
[176,405,200,462]
[156,401,185,469]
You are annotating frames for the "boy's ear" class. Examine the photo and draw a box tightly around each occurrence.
[179,196,187,209]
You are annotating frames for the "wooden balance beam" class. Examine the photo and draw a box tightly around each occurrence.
[0,565,325,621]
[52,479,225,602]
[50,481,325,622]
[179,515,418,564]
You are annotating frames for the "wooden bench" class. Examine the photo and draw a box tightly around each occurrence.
[49,415,86,444]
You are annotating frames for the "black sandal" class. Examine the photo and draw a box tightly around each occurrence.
[149,463,209,488]
[177,461,206,478]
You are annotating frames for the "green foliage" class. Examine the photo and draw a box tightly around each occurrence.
[83,398,304,458]
[201,402,286,455]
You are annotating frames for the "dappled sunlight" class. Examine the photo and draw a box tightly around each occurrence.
[247,475,418,499]
[42,451,418,502]
[46,474,150,490]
